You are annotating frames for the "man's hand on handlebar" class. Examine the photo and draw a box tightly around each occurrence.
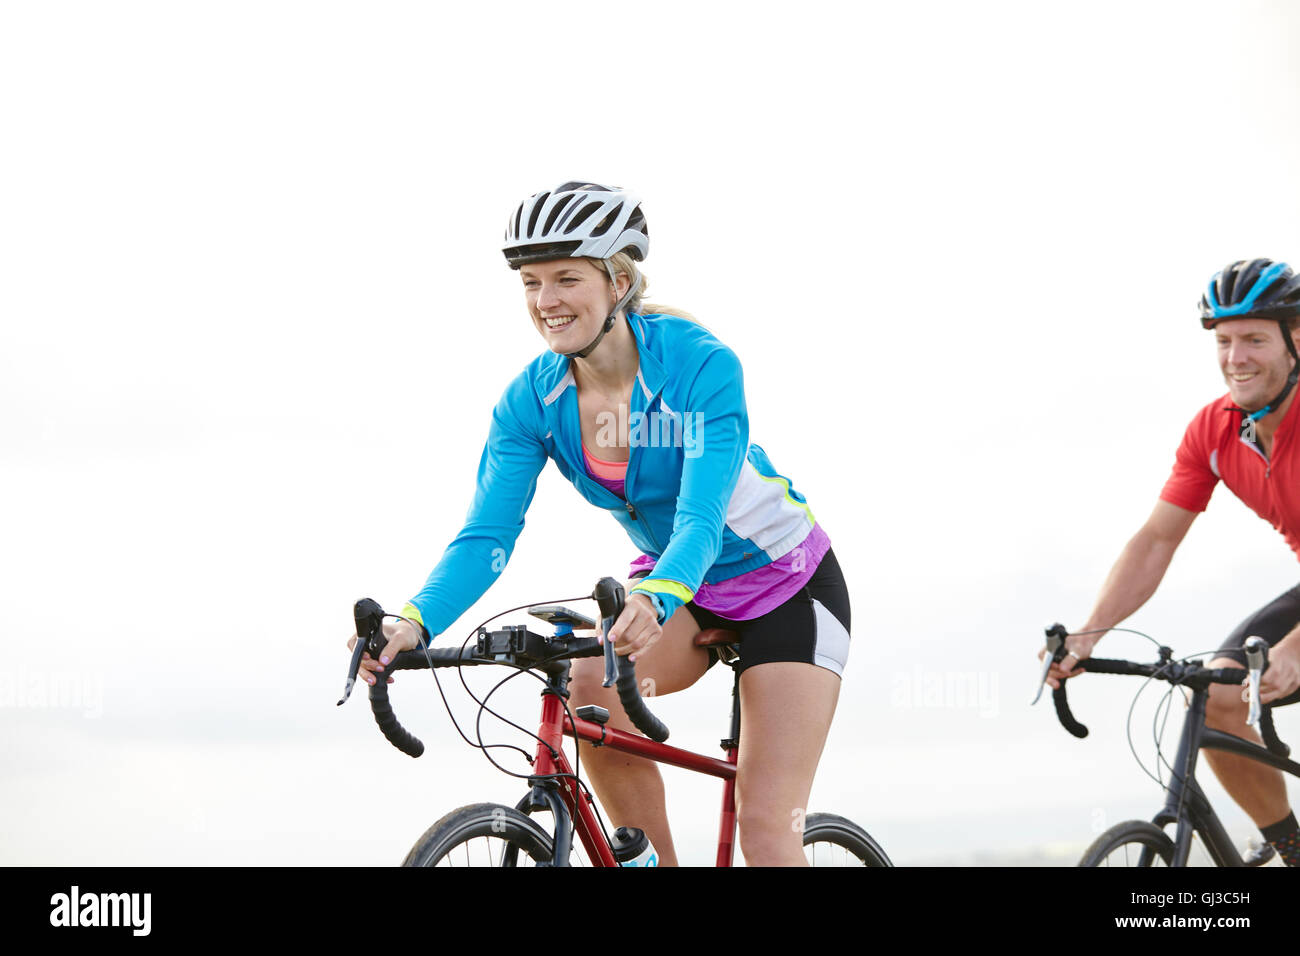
[1256,639,1300,704]
[1039,631,1102,690]
[346,618,421,686]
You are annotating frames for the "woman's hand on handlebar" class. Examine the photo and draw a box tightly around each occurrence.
[1040,631,1101,690]
[346,618,421,686]
[604,589,661,662]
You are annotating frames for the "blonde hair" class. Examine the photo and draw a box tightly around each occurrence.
[587,252,701,324]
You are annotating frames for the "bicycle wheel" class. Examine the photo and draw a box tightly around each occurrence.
[402,803,556,867]
[801,812,893,866]
[1078,820,1175,867]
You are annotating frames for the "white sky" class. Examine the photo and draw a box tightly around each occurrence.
[4,0,1300,866]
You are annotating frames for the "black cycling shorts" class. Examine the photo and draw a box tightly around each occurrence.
[633,547,852,677]
[1215,583,1300,707]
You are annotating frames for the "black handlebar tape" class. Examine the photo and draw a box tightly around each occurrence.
[387,647,470,670]
[592,576,670,742]
[368,671,425,758]
[1052,682,1089,739]
[353,598,422,758]
[366,646,481,757]
[615,654,669,743]
[1051,658,1169,738]
[1261,707,1291,758]
[1072,658,1150,676]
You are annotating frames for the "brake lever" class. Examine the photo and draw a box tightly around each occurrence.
[595,577,624,688]
[339,597,386,706]
[602,617,618,687]
[1032,623,1069,705]
[1244,636,1268,729]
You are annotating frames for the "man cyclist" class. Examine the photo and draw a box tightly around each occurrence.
[1046,258,1300,867]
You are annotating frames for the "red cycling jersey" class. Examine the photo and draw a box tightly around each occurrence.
[1160,392,1300,560]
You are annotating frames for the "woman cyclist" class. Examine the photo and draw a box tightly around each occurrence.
[350,182,853,866]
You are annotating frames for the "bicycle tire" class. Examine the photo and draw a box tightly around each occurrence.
[801,812,893,866]
[1078,820,1175,867]
[402,803,556,867]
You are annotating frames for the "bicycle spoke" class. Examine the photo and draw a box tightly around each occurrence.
[804,839,866,866]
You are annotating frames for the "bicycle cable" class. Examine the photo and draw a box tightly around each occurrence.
[399,596,618,861]
[1159,648,1228,841]
[1119,647,1224,830]
[458,650,615,863]
[386,594,593,760]
[1122,658,1180,789]
[443,594,603,764]
[386,613,536,762]
[1065,625,1192,788]
[467,636,619,859]
[1072,625,1166,649]
[1150,681,1185,789]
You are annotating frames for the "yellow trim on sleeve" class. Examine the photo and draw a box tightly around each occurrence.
[629,579,694,604]
[400,602,425,628]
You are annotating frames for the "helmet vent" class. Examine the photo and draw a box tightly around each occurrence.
[542,194,575,235]
[526,193,550,238]
[564,201,603,234]
[1219,269,1238,306]
[589,203,622,237]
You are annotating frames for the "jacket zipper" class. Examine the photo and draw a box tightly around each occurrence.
[576,468,662,554]
[626,499,663,553]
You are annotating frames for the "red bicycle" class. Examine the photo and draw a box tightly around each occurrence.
[341,577,891,867]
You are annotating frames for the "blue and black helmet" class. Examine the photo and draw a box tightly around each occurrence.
[1199,259,1300,329]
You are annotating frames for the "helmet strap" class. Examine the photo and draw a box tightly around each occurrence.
[563,266,644,360]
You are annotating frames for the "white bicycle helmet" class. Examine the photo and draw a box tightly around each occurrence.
[502,182,649,268]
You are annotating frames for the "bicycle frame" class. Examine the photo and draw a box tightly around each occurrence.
[520,663,742,867]
[1152,686,1300,866]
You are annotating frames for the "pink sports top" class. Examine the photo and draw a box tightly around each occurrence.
[583,442,627,498]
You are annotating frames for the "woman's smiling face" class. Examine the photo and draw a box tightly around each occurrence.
[519,258,626,353]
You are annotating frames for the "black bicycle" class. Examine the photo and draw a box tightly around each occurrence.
[1036,624,1297,867]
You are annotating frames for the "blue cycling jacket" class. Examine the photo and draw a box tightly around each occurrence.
[407,312,815,636]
